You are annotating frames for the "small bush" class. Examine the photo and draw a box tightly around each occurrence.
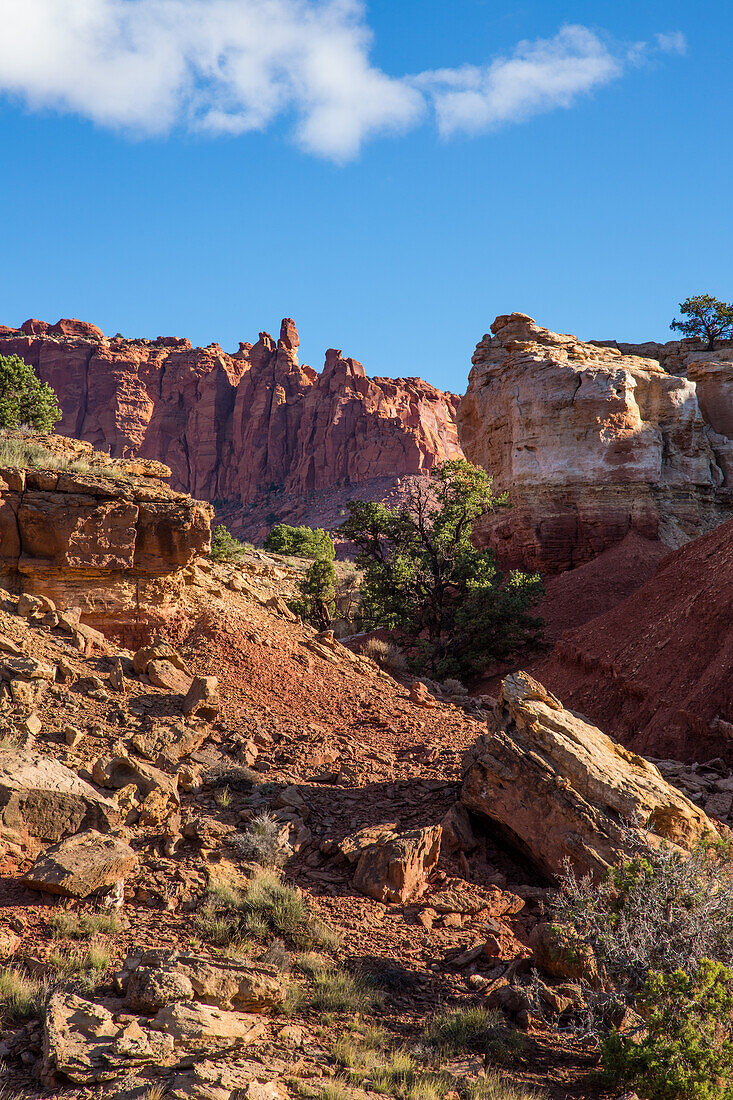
[554,835,733,1016]
[602,958,733,1100]
[210,523,247,560]
[265,524,335,561]
[0,967,46,1021]
[196,872,336,951]
[229,813,287,869]
[48,941,112,982]
[206,763,260,791]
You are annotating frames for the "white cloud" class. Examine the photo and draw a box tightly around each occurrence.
[415,25,622,137]
[0,4,685,160]
[655,31,687,56]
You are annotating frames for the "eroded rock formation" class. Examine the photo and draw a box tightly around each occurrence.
[0,318,462,537]
[0,435,212,627]
[459,313,733,572]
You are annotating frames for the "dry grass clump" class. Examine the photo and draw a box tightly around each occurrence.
[423,1006,502,1056]
[196,872,340,952]
[0,436,113,477]
[48,941,112,986]
[466,1077,546,1100]
[357,637,407,673]
[0,967,46,1021]
[50,910,122,939]
[206,762,261,792]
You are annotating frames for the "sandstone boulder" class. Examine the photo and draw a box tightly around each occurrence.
[124,952,286,1014]
[43,991,174,1084]
[22,829,137,898]
[461,672,717,881]
[183,676,220,721]
[353,824,442,903]
[149,1001,266,1052]
[0,750,119,840]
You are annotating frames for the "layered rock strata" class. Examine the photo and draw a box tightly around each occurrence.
[0,434,212,626]
[0,318,462,537]
[459,313,733,572]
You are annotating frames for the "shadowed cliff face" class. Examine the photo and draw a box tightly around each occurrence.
[458,313,733,573]
[0,318,462,535]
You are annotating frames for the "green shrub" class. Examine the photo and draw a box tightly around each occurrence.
[196,871,338,951]
[210,523,247,560]
[310,967,382,1014]
[50,911,122,939]
[290,558,337,630]
[602,959,733,1100]
[264,524,335,560]
[0,354,61,431]
[338,460,543,678]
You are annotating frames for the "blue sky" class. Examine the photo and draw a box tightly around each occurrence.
[0,0,730,393]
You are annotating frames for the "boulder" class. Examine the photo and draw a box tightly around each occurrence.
[461,672,717,881]
[22,829,137,898]
[124,952,286,1014]
[0,749,119,841]
[182,676,220,721]
[43,991,174,1084]
[92,754,179,806]
[353,824,442,903]
[149,1001,266,1052]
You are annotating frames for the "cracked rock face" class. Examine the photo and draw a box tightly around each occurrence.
[458,313,733,572]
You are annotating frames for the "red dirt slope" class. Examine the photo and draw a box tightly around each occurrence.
[533,517,733,763]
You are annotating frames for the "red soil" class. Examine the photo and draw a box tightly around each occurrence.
[532,517,733,763]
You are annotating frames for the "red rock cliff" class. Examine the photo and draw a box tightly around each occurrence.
[0,318,462,536]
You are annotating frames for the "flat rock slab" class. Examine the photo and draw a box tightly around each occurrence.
[0,749,120,841]
[22,829,137,897]
[150,1001,266,1051]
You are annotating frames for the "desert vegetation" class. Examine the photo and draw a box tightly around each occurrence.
[339,459,543,677]
[0,353,61,432]
[671,294,733,349]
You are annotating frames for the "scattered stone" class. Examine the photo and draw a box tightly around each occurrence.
[530,923,600,985]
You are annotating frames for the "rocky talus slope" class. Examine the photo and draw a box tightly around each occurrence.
[0,443,725,1098]
[0,434,212,628]
[0,318,462,539]
[458,313,733,573]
